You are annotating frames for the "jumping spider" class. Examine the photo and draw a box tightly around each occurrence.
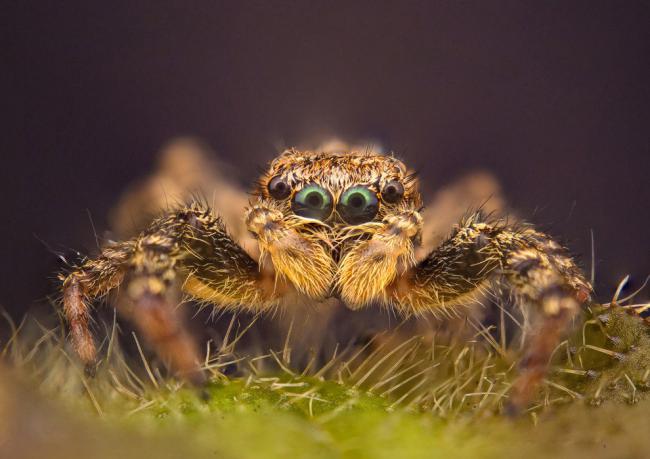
[60,148,592,413]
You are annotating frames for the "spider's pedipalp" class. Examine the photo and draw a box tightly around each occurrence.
[336,208,423,307]
[245,201,336,300]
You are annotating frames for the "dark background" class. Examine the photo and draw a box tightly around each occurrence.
[3,1,649,315]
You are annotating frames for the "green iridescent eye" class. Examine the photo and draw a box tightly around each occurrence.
[337,186,379,224]
[291,184,333,220]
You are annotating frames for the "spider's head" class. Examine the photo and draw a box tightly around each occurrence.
[255,148,421,227]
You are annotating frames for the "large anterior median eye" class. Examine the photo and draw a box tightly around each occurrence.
[291,184,333,220]
[338,186,379,224]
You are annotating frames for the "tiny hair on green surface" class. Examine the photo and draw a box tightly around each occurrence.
[0,275,649,459]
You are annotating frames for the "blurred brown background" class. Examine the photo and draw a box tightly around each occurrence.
[2,1,649,314]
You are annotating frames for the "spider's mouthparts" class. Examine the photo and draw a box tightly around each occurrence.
[333,222,384,242]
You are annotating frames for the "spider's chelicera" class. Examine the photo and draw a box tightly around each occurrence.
[59,148,592,413]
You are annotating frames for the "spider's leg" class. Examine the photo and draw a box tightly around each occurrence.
[388,213,591,413]
[498,239,591,413]
[129,291,207,383]
[61,241,135,372]
[418,170,506,257]
[120,218,206,384]
[338,210,590,413]
[60,202,283,381]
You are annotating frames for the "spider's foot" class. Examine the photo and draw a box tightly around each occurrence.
[127,290,205,386]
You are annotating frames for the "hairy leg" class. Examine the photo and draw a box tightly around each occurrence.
[60,242,136,370]
[418,171,506,258]
[389,214,591,412]
[338,211,591,412]
[61,202,280,379]
[109,138,254,246]
[124,291,206,384]
[117,218,207,383]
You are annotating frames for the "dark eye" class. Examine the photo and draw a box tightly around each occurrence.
[268,175,291,199]
[381,180,404,203]
[337,186,379,224]
[291,184,333,220]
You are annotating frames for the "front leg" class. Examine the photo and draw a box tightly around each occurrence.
[388,214,591,413]
[245,200,336,299]
[61,202,283,381]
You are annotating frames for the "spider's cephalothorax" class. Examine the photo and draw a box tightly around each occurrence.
[247,149,424,304]
[60,148,592,413]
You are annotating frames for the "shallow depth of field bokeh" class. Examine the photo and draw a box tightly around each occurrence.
[2,140,649,459]
[2,278,649,458]
[2,2,649,459]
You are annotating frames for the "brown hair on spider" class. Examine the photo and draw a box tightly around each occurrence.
[59,146,593,415]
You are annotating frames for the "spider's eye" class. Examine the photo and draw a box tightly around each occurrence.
[291,184,333,220]
[381,180,404,204]
[268,175,291,200]
[337,186,379,224]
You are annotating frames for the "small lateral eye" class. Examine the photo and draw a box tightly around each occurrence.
[381,180,404,203]
[268,175,291,199]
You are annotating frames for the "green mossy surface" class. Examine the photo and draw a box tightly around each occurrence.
[2,300,649,459]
